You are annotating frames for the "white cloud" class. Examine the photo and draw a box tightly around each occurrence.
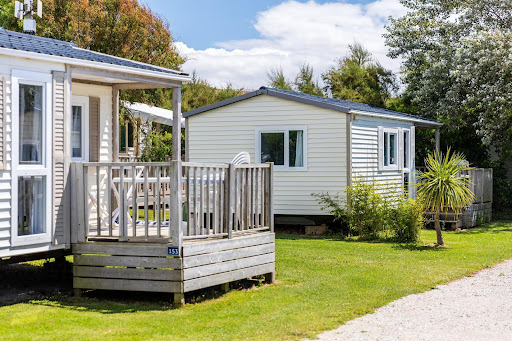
[176,0,407,90]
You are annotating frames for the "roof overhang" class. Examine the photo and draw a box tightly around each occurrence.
[349,109,443,128]
[0,47,190,88]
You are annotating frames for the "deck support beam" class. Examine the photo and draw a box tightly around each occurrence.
[173,292,185,307]
[264,272,276,284]
[220,282,230,293]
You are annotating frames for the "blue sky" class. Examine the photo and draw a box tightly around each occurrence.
[142,0,406,89]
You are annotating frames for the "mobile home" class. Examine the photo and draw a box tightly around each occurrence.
[185,87,442,217]
[0,29,275,304]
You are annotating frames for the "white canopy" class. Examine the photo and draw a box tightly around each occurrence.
[123,101,184,127]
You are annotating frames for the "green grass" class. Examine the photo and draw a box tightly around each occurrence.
[2,222,512,340]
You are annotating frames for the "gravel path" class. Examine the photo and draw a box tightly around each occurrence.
[312,259,512,341]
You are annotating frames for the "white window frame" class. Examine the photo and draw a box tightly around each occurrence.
[11,70,53,247]
[255,126,308,171]
[71,96,89,161]
[381,127,399,171]
[402,128,411,171]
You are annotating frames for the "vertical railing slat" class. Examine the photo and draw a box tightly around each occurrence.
[132,165,137,237]
[107,166,113,236]
[193,167,198,236]
[144,166,149,238]
[212,167,217,234]
[199,167,204,235]
[156,166,161,238]
[254,168,259,228]
[119,166,125,238]
[228,164,235,239]
[96,166,101,236]
[206,167,210,235]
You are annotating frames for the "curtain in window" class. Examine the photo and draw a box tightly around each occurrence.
[295,130,303,167]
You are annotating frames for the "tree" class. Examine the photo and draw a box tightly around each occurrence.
[323,43,397,108]
[0,0,185,106]
[267,67,293,91]
[385,0,512,160]
[294,63,323,96]
[416,150,474,245]
[176,72,242,113]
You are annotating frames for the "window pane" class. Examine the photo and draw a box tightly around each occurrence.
[72,106,82,158]
[289,130,304,167]
[127,121,134,148]
[389,133,396,165]
[384,132,389,166]
[18,176,46,236]
[19,84,43,164]
[261,132,284,165]
[403,131,408,168]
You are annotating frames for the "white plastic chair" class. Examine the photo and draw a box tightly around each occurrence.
[231,151,250,165]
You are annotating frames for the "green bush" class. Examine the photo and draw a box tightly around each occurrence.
[314,178,424,242]
[139,130,173,162]
[345,179,391,239]
[391,198,423,243]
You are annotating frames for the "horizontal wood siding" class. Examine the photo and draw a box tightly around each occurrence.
[73,242,182,293]
[182,232,275,292]
[351,115,413,192]
[187,95,348,215]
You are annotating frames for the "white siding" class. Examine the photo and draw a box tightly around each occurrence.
[351,114,414,193]
[187,95,348,215]
[72,83,113,162]
[0,56,66,257]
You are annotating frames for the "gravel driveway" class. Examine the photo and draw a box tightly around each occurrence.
[312,259,512,341]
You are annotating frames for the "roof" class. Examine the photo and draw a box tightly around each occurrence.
[183,86,442,128]
[123,101,184,127]
[0,28,188,78]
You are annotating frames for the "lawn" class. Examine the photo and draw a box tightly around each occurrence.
[1,222,512,340]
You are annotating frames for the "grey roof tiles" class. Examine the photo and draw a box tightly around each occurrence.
[0,28,187,76]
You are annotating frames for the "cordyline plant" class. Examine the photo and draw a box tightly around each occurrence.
[416,149,474,245]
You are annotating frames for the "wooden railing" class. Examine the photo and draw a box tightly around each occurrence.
[70,161,274,244]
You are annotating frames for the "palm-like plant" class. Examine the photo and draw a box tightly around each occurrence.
[416,149,474,245]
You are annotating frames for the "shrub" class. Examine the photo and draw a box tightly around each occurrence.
[345,179,391,239]
[139,130,173,162]
[314,178,424,242]
[391,198,424,243]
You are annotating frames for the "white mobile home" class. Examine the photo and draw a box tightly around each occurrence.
[0,29,275,304]
[184,87,442,216]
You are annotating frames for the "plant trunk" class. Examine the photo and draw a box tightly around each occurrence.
[434,211,444,245]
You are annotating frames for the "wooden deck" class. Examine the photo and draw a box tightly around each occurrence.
[70,160,275,304]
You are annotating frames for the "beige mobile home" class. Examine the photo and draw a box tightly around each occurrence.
[0,29,275,304]
[184,87,442,217]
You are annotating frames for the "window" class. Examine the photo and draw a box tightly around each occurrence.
[71,96,89,161]
[11,70,52,246]
[382,129,398,169]
[256,127,306,170]
[403,129,410,170]
[19,84,43,165]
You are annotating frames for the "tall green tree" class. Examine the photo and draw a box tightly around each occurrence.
[323,43,397,108]
[385,0,512,160]
[294,63,322,96]
[0,0,185,106]
[267,67,293,91]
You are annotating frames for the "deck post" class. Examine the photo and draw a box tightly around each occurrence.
[172,87,181,161]
[170,160,183,250]
[435,128,440,155]
[228,163,235,239]
[112,86,120,162]
[264,272,276,284]
[268,163,274,232]
[173,292,185,307]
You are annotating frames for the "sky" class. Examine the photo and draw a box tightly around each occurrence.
[142,0,407,90]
